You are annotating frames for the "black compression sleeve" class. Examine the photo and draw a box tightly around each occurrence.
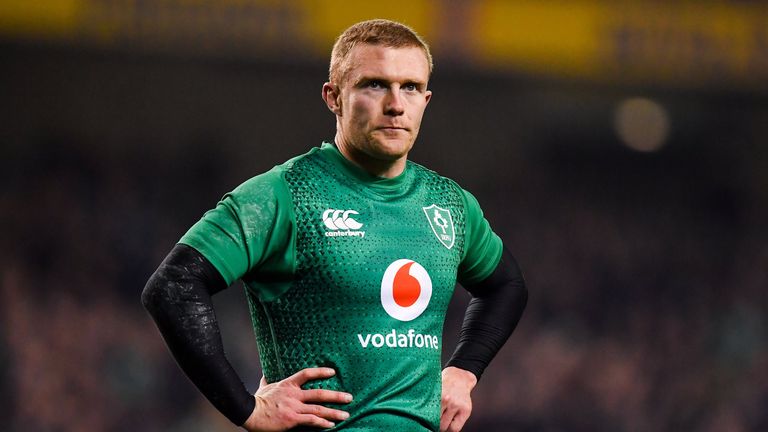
[446,246,528,380]
[141,243,255,426]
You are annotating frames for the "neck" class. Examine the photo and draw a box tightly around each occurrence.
[334,135,407,179]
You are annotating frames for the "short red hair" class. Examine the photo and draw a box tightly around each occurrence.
[329,19,433,85]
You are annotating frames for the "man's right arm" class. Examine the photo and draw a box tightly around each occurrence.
[141,243,256,425]
[142,244,352,430]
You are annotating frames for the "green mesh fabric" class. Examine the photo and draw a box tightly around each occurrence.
[247,147,468,431]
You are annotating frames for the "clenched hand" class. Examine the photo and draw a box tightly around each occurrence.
[440,366,477,432]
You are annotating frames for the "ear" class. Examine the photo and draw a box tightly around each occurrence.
[425,89,432,106]
[322,82,342,115]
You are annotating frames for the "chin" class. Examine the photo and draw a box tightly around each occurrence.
[369,138,413,160]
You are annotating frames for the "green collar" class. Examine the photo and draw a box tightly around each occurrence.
[319,141,413,196]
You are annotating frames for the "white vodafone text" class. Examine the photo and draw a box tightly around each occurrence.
[357,329,439,349]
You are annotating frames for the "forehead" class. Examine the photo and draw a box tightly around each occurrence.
[344,44,430,84]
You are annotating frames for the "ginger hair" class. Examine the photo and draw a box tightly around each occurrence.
[328,19,433,85]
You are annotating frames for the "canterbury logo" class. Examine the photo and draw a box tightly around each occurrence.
[322,209,365,238]
[322,209,363,230]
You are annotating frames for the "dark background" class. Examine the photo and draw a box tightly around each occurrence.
[2,4,768,431]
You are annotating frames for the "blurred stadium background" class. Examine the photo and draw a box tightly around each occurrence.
[1,1,767,431]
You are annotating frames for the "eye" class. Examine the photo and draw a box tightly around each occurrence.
[367,80,384,89]
[403,83,418,92]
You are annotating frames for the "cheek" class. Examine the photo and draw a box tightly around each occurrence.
[348,98,375,127]
[408,100,428,123]
[349,95,373,114]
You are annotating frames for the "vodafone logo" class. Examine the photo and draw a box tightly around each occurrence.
[380,259,432,321]
[356,260,438,349]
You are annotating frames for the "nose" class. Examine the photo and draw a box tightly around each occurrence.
[384,88,405,116]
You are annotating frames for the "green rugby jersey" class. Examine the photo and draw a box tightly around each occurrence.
[180,142,502,431]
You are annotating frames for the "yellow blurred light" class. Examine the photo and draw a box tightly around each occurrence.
[0,0,83,38]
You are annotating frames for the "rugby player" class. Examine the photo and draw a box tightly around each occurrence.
[142,19,527,432]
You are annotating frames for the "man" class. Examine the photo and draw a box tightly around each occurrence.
[142,19,527,432]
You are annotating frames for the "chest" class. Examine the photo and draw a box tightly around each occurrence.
[286,168,466,310]
[295,182,464,270]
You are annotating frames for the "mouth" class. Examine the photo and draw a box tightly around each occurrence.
[376,126,409,132]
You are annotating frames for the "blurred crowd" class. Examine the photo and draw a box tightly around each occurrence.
[472,153,768,431]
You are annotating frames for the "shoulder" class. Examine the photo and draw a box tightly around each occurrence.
[408,160,461,188]
[228,167,285,203]
[228,146,323,201]
[407,160,474,206]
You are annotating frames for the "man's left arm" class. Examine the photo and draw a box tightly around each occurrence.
[441,245,528,432]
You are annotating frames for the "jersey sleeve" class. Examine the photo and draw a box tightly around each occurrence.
[457,189,503,286]
[179,167,295,287]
